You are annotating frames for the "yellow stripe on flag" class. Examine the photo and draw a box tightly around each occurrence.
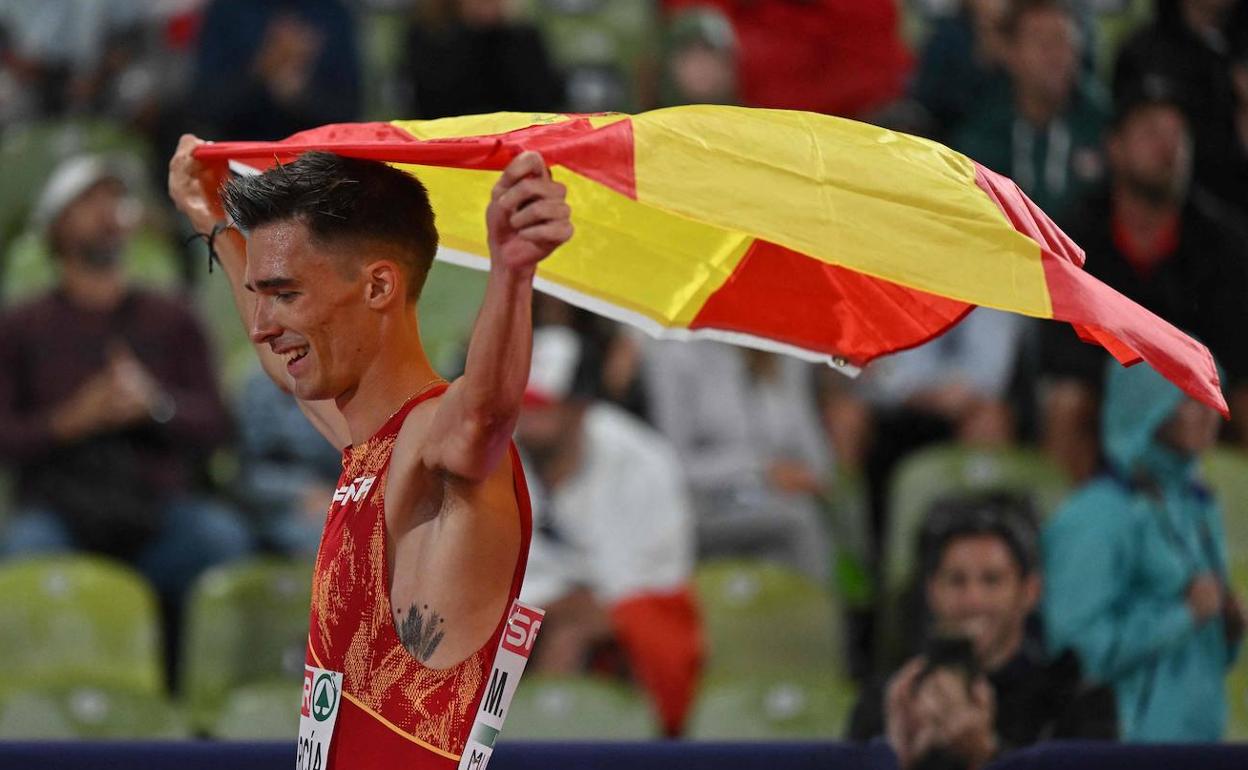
[631,105,1054,318]
[394,162,750,327]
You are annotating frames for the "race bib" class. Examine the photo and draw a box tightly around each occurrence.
[457,601,545,770]
[297,665,343,770]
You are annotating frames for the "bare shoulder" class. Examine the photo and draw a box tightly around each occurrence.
[387,395,519,530]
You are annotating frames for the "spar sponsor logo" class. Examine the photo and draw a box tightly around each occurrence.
[298,666,343,770]
[502,603,542,658]
[333,476,376,505]
[300,666,340,724]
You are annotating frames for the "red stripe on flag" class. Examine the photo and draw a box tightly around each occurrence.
[690,239,973,367]
[972,159,1226,415]
[1041,251,1227,415]
[195,117,638,199]
[972,161,1085,268]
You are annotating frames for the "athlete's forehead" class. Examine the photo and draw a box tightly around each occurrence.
[243,219,332,290]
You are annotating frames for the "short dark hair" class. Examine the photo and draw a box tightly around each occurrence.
[1001,0,1074,38]
[1111,74,1187,131]
[223,152,439,301]
[919,492,1040,579]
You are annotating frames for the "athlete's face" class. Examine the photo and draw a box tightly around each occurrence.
[246,220,379,402]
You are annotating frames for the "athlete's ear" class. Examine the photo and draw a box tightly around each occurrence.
[363,260,401,309]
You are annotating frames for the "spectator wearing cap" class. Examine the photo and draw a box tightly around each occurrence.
[1038,81,1248,477]
[658,7,739,107]
[848,493,1116,769]
[1043,358,1243,741]
[1113,0,1248,214]
[516,326,703,737]
[953,0,1108,224]
[0,155,249,664]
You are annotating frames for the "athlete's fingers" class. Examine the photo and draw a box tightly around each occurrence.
[492,151,547,200]
[509,199,570,231]
[517,220,574,247]
[495,178,566,217]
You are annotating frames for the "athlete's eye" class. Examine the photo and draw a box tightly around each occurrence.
[276,291,299,303]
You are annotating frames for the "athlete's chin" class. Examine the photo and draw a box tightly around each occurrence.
[292,378,334,402]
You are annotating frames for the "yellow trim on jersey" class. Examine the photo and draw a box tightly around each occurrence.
[308,643,463,762]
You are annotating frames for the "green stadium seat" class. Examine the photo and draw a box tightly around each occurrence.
[0,685,187,739]
[883,444,1069,595]
[180,558,312,736]
[1202,447,1248,555]
[417,261,488,374]
[212,680,303,740]
[695,559,844,680]
[820,467,874,607]
[522,0,658,113]
[501,675,657,739]
[0,556,164,695]
[687,673,856,740]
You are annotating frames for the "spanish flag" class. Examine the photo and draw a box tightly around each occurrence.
[196,106,1227,416]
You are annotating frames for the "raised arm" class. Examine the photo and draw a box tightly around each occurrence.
[167,134,349,449]
[421,151,572,481]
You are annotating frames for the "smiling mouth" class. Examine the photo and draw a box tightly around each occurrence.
[282,347,309,366]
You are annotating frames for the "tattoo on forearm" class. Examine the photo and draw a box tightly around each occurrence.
[396,603,446,661]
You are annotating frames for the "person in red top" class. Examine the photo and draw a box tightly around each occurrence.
[168,137,572,768]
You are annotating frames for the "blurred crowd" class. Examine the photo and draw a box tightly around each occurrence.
[0,0,1246,761]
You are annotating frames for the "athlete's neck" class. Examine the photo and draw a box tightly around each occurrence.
[337,317,441,444]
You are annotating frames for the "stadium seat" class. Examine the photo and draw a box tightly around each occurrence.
[180,558,312,736]
[883,445,1069,597]
[1202,447,1248,555]
[501,675,657,739]
[686,673,856,740]
[211,680,303,740]
[820,467,874,607]
[522,0,657,113]
[0,685,187,739]
[0,555,164,695]
[694,559,844,679]
[417,261,489,373]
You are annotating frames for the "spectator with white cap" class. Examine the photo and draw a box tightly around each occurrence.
[0,153,250,682]
[516,325,703,737]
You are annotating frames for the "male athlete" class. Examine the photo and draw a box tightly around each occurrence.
[168,135,572,767]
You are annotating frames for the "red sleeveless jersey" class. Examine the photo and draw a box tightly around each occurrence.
[305,383,533,769]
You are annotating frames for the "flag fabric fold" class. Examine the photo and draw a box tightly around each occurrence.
[195,105,1227,416]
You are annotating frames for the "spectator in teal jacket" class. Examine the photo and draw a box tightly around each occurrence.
[1042,359,1243,741]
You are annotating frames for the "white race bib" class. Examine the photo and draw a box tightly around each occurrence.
[457,601,545,770]
[297,665,343,770]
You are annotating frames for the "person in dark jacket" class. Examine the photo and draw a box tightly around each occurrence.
[1113,0,1248,214]
[1039,78,1248,478]
[848,493,1115,770]
[403,0,563,119]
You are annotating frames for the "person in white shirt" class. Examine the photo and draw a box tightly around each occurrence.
[516,325,703,737]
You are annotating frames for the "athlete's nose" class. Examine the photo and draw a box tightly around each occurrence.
[249,298,282,345]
